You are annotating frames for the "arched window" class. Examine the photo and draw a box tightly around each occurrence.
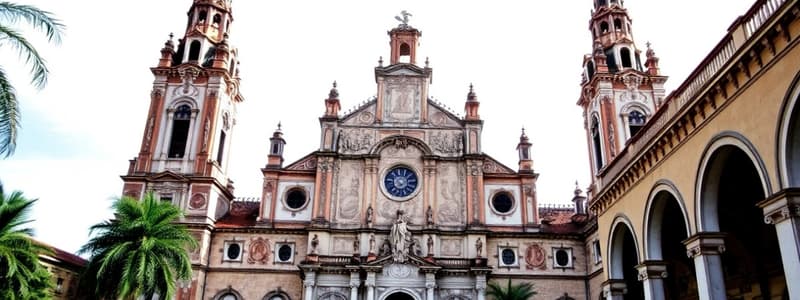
[587,61,596,80]
[614,18,622,31]
[213,14,222,26]
[600,21,609,33]
[168,105,192,158]
[198,10,207,23]
[217,112,230,165]
[605,48,617,73]
[591,116,604,170]
[620,47,632,68]
[628,110,646,137]
[188,41,201,62]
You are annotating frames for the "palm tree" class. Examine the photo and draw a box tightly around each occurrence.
[0,183,54,299]
[80,192,197,300]
[486,279,537,300]
[0,2,65,157]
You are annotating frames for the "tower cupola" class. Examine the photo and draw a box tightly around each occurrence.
[517,128,533,172]
[388,11,420,65]
[464,84,480,121]
[267,123,286,168]
[324,81,341,118]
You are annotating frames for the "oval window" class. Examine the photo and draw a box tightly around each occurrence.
[226,243,240,260]
[492,192,514,214]
[555,249,570,266]
[501,249,516,265]
[286,189,307,209]
[278,244,292,262]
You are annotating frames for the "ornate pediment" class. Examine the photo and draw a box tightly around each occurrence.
[285,154,317,171]
[482,156,517,175]
[148,171,189,182]
[375,63,429,78]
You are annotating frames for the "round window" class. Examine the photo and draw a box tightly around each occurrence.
[226,243,241,260]
[278,244,293,262]
[285,188,307,210]
[555,249,570,266]
[382,166,419,199]
[491,192,514,214]
[501,249,516,265]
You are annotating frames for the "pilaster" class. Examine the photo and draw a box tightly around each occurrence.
[759,189,800,298]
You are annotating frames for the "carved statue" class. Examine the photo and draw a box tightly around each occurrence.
[411,238,422,256]
[369,234,376,254]
[394,10,412,27]
[353,238,360,254]
[310,234,319,254]
[380,238,391,256]
[366,205,374,227]
[390,210,412,263]
[426,205,434,226]
[427,236,434,256]
[475,238,483,258]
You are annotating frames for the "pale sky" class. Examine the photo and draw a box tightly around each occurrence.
[0,0,754,254]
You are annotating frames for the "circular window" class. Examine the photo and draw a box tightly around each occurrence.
[555,249,570,267]
[491,191,515,214]
[284,188,308,210]
[277,244,293,262]
[501,249,516,265]
[381,166,420,200]
[226,243,241,260]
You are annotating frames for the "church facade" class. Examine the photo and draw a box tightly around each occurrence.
[119,0,800,299]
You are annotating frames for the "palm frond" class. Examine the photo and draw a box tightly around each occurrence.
[0,2,64,44]
[0,67,18,157]
[0,23,50,89]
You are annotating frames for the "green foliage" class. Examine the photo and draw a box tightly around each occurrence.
[0,183,55,300]
[0,2,65,157]
[80,192,198,300]
[486,279,537,300]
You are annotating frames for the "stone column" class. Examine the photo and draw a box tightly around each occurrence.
[601,279,626,300]
[365,271,377,300]
[302,272,316,300]
[683,232,726,300]
[349,268,360,300]
[635,261,668,300]
[760,190,800,299]
[475,274,487,300]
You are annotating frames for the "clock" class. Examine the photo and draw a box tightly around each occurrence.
[383,166,419,198]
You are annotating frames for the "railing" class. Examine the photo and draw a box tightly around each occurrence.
[316,255,360,266]
[436,258,487,268]
[233,196,260,203]
[598,0,791,195]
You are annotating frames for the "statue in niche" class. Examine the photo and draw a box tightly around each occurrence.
[475,238,483,258]
[427,236,434,256]
[426,205,434,226]
[353,238,360,254]
[365,205,374,227]
[390,210,412,263]
[310,234,319,254]
[369,234,376,254]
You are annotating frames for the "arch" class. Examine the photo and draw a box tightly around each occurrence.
[317,292,346,300]
[188,40,202,62]
[379,289,421,300]
[213,287,244,300]
[169,97,198,110]
[620,47,632,68]
[600,21,609,33]
[775,70,800,187]
[643,180,691,260]
[168,104,193,158]
[198,10,207,23]
[695,131,772,232]
[614,18,622,31]
[262,289,291,300]
[607,214,640,279]
[369,135,433,156]
[213,13,222,26]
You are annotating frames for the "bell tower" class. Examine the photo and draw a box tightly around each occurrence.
[122,0,243,223]
[577,0,668,187]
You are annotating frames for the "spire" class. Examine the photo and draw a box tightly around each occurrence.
[324,81,341,118]
[572,181,587,214]
[158,33,176,67]
[388,11,421,65]
[267,122,286,168]
[517,127,533,172]
[464,83,480,120]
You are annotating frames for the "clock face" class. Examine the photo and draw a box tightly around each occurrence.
[383,166,419,198]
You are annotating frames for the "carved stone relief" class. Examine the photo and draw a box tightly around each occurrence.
[524,243,547,270]
[287,157,316,171]
[440,238,463,257]
[429,131,463,156]
[385,264,415,279]
[338,129,375,154]
[335,161,363,222]
[188,193,207,210]
[436,163,465,225]
[383,77,421,122]
[247,237,270,264]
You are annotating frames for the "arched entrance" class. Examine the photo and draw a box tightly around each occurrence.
[699,143,785,298]
[608,219,644,300]
[644,183,696,299]
[385,291,415,300]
